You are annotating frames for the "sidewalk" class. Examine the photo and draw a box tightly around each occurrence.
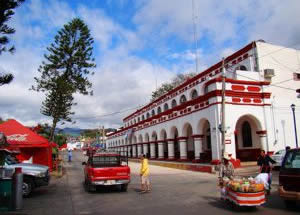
[129,158,268,175]
[129,158,213,173]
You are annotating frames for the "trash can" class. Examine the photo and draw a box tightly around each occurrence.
[0,178,13,211]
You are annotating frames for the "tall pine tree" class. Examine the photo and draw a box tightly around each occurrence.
[0,0,25,86]
[32,18,96,141]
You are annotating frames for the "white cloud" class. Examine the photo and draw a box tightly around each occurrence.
[0,0,174,129]
[69,54,174,128]
[1,0,300,130]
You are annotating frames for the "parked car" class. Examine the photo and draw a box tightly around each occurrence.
[271,149,286,168]
[4,155,50,197]
[82,151,130,192]
[279,148,300,207]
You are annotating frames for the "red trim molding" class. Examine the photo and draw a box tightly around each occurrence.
[192,134,204,138]
[123,42,256,122]
[256,130,267,135]
[177,137,188,140]
[205,77,270,87]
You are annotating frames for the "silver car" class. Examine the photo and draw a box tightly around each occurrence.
[4,155,50,197]
[271,149,286,168]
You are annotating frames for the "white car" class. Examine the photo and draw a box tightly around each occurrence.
[271,149,286,168]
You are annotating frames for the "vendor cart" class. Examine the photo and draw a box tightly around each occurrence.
[224,187,266,207]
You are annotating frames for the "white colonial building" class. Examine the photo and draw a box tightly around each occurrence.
[107,41,300,164]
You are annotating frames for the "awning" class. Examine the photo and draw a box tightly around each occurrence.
[0,119,49,147]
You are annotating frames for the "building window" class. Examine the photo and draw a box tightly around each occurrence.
[171,99,177,108]
[157,106,162,114]
[242,121,253,147]
[180,95,187,104]
[152,109,155,116]
[138,117,140,122]
[164,103,169,111]
[204,86,208,94]
[142,115,145,121]
[206,128,211,150]
[236,65,247,71]
[147,112,150,119]
[191,90,198,99]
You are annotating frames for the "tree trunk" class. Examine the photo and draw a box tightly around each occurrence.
[49,118,58,142]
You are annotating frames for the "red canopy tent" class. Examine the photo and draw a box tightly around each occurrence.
[0,119,52,170]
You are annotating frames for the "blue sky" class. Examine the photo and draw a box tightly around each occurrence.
[0,0,300,129]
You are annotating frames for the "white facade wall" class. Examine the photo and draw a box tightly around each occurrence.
[107,41,300,162]
[256,42,300,151]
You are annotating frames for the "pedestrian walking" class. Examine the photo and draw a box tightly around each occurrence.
[140,154,150,193]
[68,149,72,162]
[257,149,276,194]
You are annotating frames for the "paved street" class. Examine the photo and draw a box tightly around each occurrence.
[20,151,299,215]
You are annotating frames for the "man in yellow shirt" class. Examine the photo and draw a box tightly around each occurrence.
[140,154,150,193]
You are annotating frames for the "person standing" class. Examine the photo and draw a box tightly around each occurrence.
[68,149,72,162]
[218,153,234,199]
[257,150,276,194]
[140,154,150,193]
[219,152,234,179]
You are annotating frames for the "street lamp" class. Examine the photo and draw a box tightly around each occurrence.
[291,104,298,148]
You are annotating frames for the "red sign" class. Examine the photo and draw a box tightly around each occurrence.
[225,140,231,144]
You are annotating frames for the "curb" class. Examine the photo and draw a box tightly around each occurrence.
[129,159,213,173]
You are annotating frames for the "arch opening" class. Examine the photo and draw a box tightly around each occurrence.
[235,114,263,161]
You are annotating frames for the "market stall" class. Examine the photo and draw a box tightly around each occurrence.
[0,120,52,170]
[220,177,266,207]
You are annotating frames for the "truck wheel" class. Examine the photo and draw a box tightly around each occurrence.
[120,184,128,192]
[23,178,34,197]
[85,179,95,192]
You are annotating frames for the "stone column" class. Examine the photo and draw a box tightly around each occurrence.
[168,140,175,160]
[137,144,142,157]
[132,145,136,157]
[158,142,164,159]
[179,138,187,161]
[127,146,131,157]
[143,143,149,157]
[193,135,204,161]
[150,142,156,159]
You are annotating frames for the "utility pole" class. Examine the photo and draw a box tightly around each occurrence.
[102,125,105,149]
[291,104,298,148]
[221,57,226,161]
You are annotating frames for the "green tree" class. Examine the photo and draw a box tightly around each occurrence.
[151,72,197,101]
[32,18,96,141]
[0,0,25,86]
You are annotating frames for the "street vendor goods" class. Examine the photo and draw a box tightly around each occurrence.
[221,177,266,206]
[226,177,265,193]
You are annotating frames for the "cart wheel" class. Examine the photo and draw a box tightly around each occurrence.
[229,201,237,210]
[284,200,296,208]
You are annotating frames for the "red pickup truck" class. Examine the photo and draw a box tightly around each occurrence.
[82,152,130,192]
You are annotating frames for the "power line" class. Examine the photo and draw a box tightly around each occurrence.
[272,78,294,86]
[73,43,299,122]
[225,67,297,92]
[73,104,146,120]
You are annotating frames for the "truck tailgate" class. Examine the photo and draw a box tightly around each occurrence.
[91,166,130,180]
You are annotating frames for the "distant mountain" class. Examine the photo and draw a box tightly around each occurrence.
[60,127,82,136]
[56,127,117,137]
